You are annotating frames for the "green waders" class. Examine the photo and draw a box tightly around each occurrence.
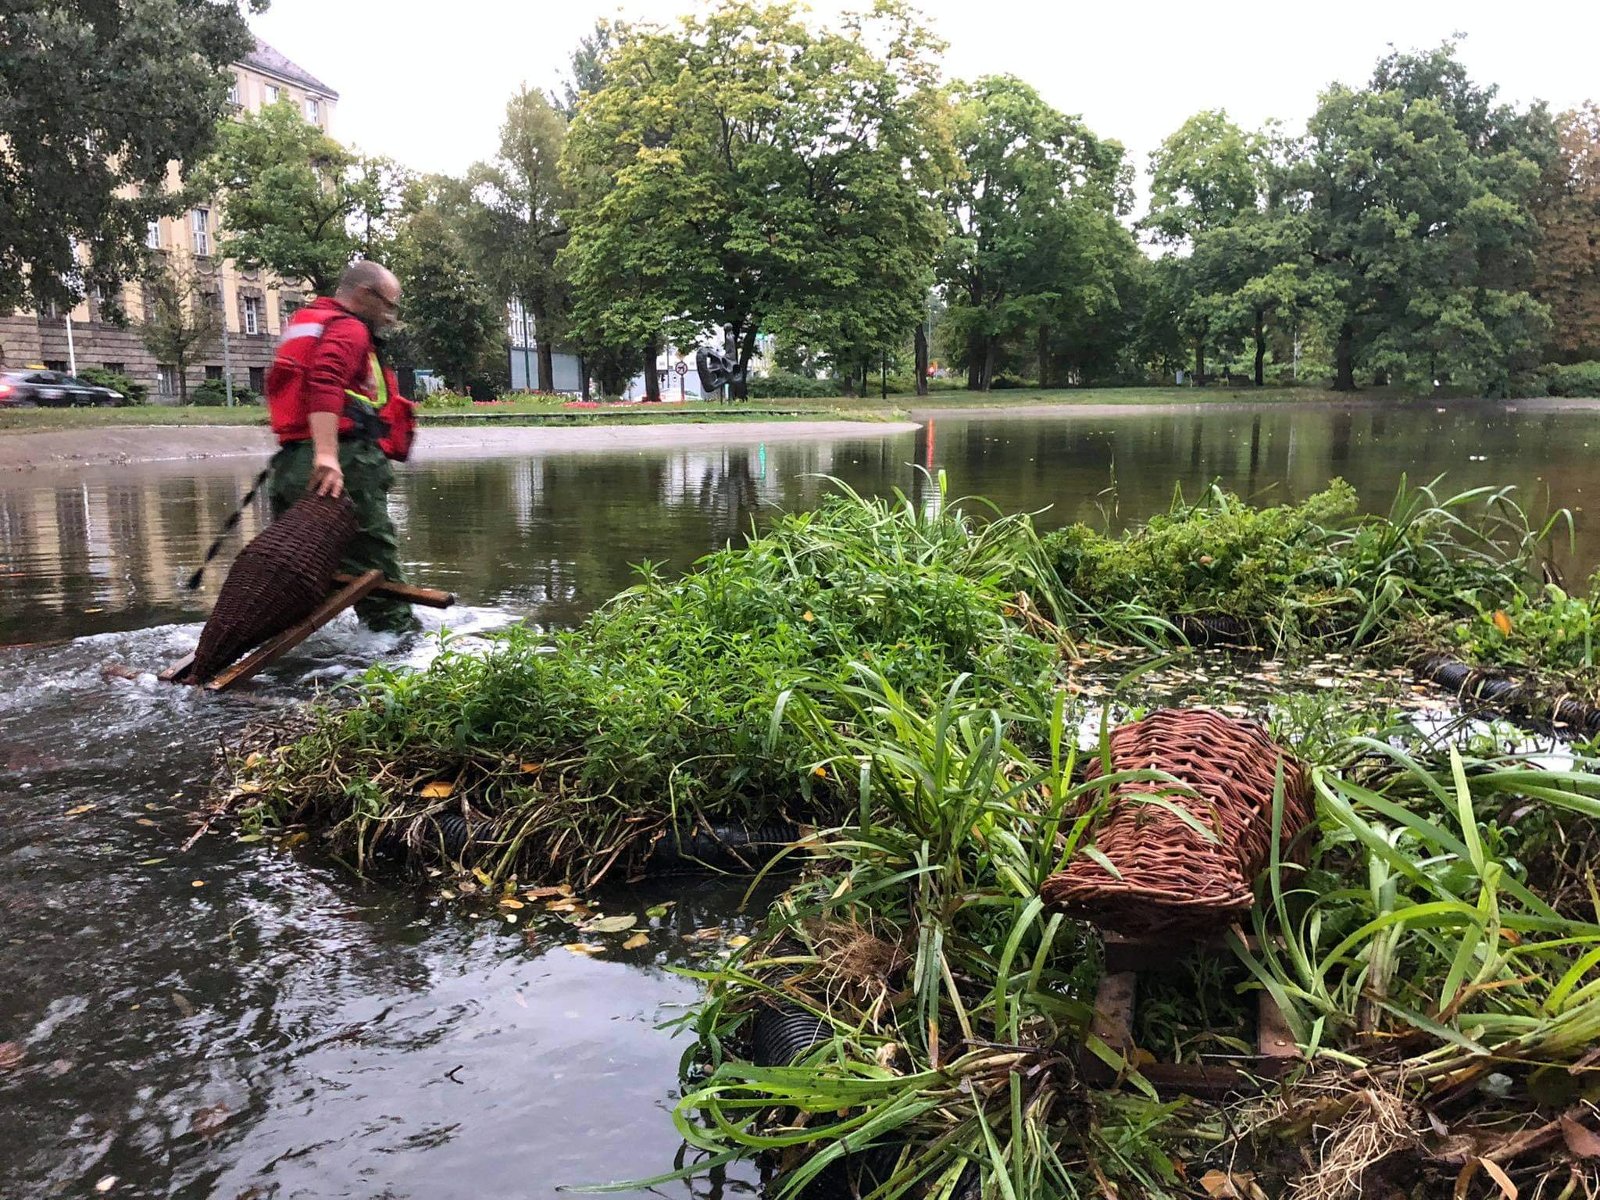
[267,439,420,634]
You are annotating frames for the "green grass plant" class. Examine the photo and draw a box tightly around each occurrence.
[1044,477,1567,655]
[235,477,1068,885]
[664,674,1600,1199]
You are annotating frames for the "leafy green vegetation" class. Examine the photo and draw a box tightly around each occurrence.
[235,479,1067,884]
[664,673,1600,1199]
[1045,478,1566,653]
[227,478,1600,1196]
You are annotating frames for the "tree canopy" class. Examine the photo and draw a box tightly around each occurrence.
[0,0,258,313]
[560,0,950,396]
[203,99,395,295]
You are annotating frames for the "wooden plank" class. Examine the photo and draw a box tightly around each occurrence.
[330,573,455,609]
[205,570,383,693]
[159,651,196,684]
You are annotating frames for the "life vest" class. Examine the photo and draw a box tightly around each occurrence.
[267,306,416,462]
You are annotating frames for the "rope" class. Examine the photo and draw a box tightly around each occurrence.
[184,464,273,591]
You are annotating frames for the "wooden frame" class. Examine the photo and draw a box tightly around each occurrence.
[162,568,449,691]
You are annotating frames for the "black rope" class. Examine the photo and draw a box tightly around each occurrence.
[184,464,273,591]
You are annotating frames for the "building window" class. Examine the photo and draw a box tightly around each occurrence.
[305,97,320,123]
[205,365,223,381]
[228,75,241,106]
[40,298,59,319]
[44,360,68,374]
[155,365,176,395]
[280,296,302,324]
[248,366,265,392]
[146,220,161,250]
[265,84,280,104]
[191,208,210,256]
[243,295,263,335]
[103,363,124,374]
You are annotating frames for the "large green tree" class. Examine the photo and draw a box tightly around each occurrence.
[1297,43,1555,392]
[0,0,258,313]
[1143,110,1270,382]
[462,89,572,393]
[1531,103,1600,363]
[392,185,503,392]
[204,99,394,295]
[938,75,1132,391]
[561,0,949,399]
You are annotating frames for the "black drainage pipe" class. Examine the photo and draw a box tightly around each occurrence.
[643,820,802,875]
[374,816,804,877]
[1415,654,1600,736]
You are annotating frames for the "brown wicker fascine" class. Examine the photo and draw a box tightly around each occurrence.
[189,493,358,683]
[1040,709,1314,938]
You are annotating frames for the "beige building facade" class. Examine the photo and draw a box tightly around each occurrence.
[0,39,338,400]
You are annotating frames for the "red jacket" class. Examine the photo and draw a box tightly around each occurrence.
[267,296,383,444]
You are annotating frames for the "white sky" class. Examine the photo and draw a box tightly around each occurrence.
[251,0,1599,192]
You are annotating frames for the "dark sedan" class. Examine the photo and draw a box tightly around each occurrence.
[0,369,127,407]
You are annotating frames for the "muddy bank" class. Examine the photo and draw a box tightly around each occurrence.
[0,419,920,472]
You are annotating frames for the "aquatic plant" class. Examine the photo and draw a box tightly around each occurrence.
[664,672,1600,1199]
[1043,477,1568,654]
[233,477,1068,885]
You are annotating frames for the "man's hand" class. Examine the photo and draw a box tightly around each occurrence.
[310,451,344,498]
[307,411,343,498]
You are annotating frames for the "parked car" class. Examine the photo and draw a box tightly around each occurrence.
[0,369,127,407]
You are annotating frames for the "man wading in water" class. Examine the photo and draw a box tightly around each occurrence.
[265,260,420,634]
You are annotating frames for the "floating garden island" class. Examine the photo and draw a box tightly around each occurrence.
[224,476,1600,1198]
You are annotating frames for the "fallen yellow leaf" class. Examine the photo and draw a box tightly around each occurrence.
[519,762,543,775]
[420,780,455,799]
[65,804,95,816]
[1492,609,1514,636]
[562,943,604,956]
[621,933,650,950]
[726,935,752,949]
[498,897,525,910]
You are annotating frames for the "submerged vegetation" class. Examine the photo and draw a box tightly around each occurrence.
[229,476,1600,1197]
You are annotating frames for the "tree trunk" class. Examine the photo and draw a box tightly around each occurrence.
[531,303,554,393]
[177,362,188,403]
[1037,323,1051,389]
[981,336,996,392]
[579,355,591,402]
[914,324,929,397]
[1334,322,1355,391]
[1193,338,1206,386]
[1253,308,1266,387]
[966,333,984,390]
[643,336,661,402]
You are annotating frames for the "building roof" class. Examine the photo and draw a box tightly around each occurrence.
[238,37,339,100]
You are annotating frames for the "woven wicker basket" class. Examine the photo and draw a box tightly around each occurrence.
[1040,709,1314,938]
[189,493,357,682]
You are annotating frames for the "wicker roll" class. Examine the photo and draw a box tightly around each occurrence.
[189,493,357,682]
[1040,709,1314,938]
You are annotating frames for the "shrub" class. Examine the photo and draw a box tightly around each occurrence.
[79,366,147,405]
[189,378,232,406]
[747,370,841,399]
[1542,361,1600,398]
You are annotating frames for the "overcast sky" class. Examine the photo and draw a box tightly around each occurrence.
[252,0,1599,196]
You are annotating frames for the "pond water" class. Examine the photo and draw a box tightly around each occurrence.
[2,401,1597,1198]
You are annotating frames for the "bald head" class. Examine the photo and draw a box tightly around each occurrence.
[336,260,401,333]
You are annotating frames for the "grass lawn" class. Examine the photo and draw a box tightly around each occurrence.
[0,384,1469,434]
